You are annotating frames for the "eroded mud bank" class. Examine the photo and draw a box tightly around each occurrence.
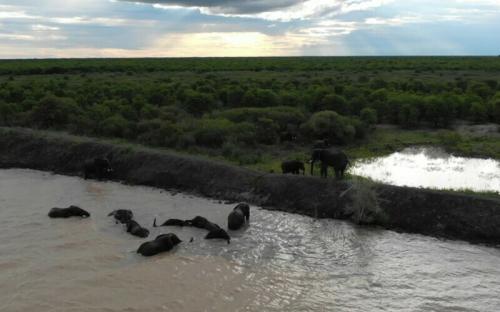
[1,127,499,245]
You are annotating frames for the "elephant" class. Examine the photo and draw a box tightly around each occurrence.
[48,205,90,218]
[228,203,250,230]
[184,216,210,229]
[281,160,305,175]
[153,218,187,227]
[205,228,231,244]
[310,148,350,179]
[126,220,150,238]
[83,155,113,180]
[184,216,231,244]
[108,209,134,224]
[137,233,182,257]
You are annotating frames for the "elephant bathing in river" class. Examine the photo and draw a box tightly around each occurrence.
[310,148,350,179]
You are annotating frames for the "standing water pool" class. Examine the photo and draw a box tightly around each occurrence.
[350,147,500,193]
[1,169,500,312]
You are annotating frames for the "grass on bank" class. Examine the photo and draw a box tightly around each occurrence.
[2,126,498,198]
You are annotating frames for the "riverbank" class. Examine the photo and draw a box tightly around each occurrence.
[1,127,499,245]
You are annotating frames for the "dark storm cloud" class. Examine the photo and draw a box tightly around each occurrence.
[122,0,304,14]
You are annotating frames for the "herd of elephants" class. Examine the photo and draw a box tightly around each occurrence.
[47,141,349,257]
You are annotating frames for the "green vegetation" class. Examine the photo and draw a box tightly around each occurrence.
[0,57,499,173]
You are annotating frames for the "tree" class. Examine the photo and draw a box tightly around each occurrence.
[360,107,378,126]
[320,94,350,115]
[302,111,356,144]
[183,90,217,117]
[31,94,81,129]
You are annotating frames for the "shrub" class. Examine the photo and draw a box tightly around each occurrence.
[470,102,488,122]
[302,111,357,144]
[182,89,217,117]
[0,101,19,126]
[100,114,130,138]
[193,118,234,148]
[137,119,180,147]
[398,103,420,128]
[31,94,81,129]
[360,107,377,126]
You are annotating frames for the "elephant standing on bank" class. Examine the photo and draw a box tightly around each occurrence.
[310,149,349,179]
[281,160,305,175]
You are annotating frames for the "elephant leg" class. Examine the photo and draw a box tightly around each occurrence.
[321,164,328,178]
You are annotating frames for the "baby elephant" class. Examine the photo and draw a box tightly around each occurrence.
[205,227,231,244]
[48,205,90,218]
[126,220,150,238]
[153,218,187,227]
[227,203,250,231]
[281,160,305,175]
[108,209,133,224]
[137,233,182,257]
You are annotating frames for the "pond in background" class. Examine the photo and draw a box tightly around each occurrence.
[350,147,500,193]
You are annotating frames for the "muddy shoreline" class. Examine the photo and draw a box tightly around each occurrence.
[1,127,499,245]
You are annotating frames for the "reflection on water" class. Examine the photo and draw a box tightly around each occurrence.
[350,147,500,193]
[1,169,500,311]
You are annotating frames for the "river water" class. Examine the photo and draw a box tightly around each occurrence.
[1,169,500,312]
[350,147,500,193]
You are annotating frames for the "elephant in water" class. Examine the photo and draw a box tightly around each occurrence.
[48,205,90,218]
[126,220,150,238]
[153,218,187,227]
[137,233,182,257]
[108,209,133,224]
[310,148,350,179]
[281,160,305,175]
[227,203,250,231]
[185,216,231,244]
[84,154,113,180]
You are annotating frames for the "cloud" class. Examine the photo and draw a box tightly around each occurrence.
[32,24,60,31]
[135,0,393,21]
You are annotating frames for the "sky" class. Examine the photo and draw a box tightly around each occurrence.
[0,0,499,58]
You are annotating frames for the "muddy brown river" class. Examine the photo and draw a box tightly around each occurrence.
[1,169,500,311]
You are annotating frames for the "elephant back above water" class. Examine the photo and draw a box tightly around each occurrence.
[310,148,349,179]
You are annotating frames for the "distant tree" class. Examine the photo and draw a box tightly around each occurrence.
[31,94,81,129]
[360,107,378,126]
[398,104,420,128]
[302,110,356,144]
[183,90,217,117]
[470,102,488,123]
[320,94,350,115]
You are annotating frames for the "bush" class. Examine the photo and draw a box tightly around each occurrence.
[100,114,130,138]
[193,118,234,148]
[31,94,81,129]
[360,107,377,126]
[302,111,357,144]
[320,94,350,115]
[0,101,19,126]
[470,102,488,122]
[398,103,420,128]
[136,119,180,147]
[182,90,217,117]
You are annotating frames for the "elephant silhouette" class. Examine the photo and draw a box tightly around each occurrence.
[310,148,349,179]
[281,160,305,175]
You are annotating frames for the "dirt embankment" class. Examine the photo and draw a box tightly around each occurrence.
[1,127,499,245]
